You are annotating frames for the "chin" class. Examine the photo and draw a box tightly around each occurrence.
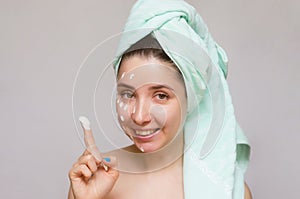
[135,141,166,153]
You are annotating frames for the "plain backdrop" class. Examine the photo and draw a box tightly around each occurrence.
[0,0,299,198]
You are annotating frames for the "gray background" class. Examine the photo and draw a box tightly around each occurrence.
[1,0,299,198]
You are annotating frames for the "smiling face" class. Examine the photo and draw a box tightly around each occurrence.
[116,55,187,153]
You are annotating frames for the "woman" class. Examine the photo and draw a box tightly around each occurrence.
[68,0,252,198]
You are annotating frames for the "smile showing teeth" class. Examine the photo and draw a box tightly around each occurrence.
[135,129,158,136]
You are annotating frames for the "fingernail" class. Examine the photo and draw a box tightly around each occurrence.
[103,157,111,162]
[79,116,91,130]
[100,162,108,171]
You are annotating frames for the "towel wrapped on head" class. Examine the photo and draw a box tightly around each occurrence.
[114,0,250,198]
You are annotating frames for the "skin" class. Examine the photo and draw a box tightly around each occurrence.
[116,57,187,154]
[68,55,252,199]
[244,183,253,199]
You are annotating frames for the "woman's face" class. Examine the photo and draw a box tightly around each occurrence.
[116,55,187,153]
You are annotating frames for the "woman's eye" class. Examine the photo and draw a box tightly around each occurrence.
[155,93,169,100]
[121,91,134,99]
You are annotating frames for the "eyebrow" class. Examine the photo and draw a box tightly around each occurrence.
[117,83,135,90]
[117,83,174,91]
[149,85,174,92]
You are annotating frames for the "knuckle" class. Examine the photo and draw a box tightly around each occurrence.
[78,154,93,163]
[77,155,84,162]
[68,170,73,178]
[86,154,94,160]
[90,165,97,173]
[87,160,97,172]
[83,149,91,155]
[68,167,77,178]
[72,162,79,168]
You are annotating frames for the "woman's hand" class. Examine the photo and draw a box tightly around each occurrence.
[68,150,119,199]
[68,118,119,199]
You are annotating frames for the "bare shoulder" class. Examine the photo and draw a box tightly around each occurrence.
[244,183,253,199]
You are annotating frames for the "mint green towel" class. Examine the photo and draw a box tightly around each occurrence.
[114,0,250,198]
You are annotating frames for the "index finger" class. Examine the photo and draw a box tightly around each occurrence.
[79,116,102,162]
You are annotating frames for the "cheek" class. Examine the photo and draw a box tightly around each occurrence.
[165,102,184,128]
[116,97,131,124]
[149,105,167,126]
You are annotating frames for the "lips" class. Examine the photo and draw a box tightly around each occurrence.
[133,128,160,140]
[135,129,158,136]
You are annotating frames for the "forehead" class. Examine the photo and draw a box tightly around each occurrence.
[117,56,184,91]
[118,56,177,76]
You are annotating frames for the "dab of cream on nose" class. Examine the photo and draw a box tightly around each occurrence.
[79,116,91,130]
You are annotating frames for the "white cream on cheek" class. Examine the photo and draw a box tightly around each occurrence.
[149,105,167,126]
[124,104,128,111]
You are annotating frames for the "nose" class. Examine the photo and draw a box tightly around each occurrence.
[131,98,151,126]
